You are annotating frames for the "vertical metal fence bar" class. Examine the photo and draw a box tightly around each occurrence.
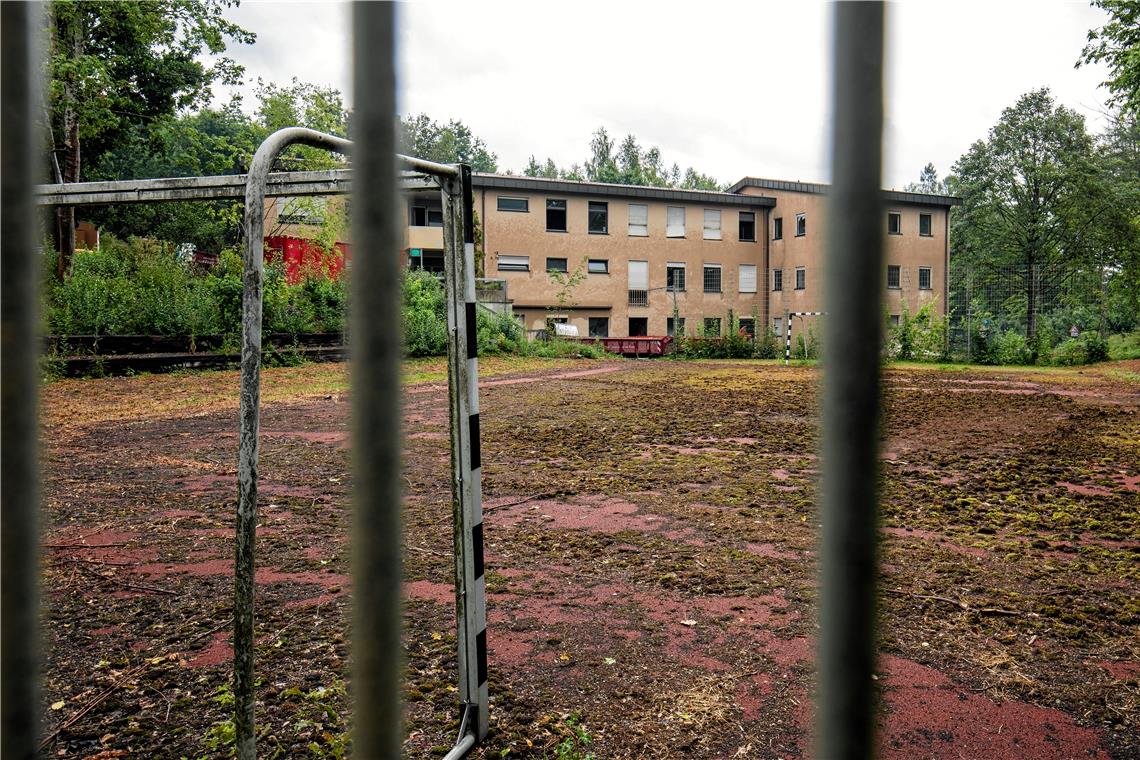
[349,3,403,758]
[817,3,885,759]
[1,3,43,758]
[442,165,489,745]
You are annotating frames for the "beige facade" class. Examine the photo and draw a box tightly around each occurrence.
[350,173,959,340]
[473,179,772,338]
[732,178,955,337]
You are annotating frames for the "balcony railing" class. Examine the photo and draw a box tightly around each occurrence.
[628,289,648,307]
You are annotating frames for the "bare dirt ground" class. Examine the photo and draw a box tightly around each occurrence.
[37,358,1139,759]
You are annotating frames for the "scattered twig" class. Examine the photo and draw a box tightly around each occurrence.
[885,588,1021,617]
[407,544,447,558]
[43,542,129,550]
[74,564,175,596]
[484,492,561,512]
[39,663,149,750]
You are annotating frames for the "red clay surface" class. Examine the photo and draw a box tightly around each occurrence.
[36,359,1139,758]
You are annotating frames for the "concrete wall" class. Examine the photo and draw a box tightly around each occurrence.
[475,188,769,337]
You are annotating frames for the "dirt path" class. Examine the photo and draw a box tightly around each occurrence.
[37,359,1139,758]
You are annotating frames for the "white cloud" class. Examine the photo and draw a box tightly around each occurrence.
[215,0,1113,188]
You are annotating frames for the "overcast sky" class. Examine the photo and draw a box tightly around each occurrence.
[214,0,1114,189]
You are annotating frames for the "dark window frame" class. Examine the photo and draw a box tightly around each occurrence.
[919,213,933,237]
[887,211,902,235]
[773,269,783,292]
[703,264,722,293]
[666,264,686,292]
[887,265,901,289]
[546,198,568,232]
[588,317,609,338]
[588,201,609,234]
[666,316,686,337]
[918,266,932,290]
[739,211,756,242]
[546,257,568,273]
[773,216,783,240]
[587,258,609,274]
[703,317,722,337]
[795,213,806,237]
[795,267,806,290]
[628,317,649,337]
[497,196,529,213]
[497,255,530,272]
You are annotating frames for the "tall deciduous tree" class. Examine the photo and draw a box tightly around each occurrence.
[47,0,254,277]
[398,114,497,172]
[1078,0,1140,116]
[904,163,948,194]
[949,89,1103,342]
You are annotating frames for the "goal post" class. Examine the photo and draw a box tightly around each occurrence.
[784,311,826,364]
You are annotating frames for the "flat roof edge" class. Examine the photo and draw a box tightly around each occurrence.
[472,174,775,207]
[729,177,962,206]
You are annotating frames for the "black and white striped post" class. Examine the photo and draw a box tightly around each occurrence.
[441,164,489,753]
[784,311,826,364]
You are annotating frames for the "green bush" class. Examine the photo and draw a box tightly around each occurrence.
[1050,338,1088,366]
[753,329,779,359]
[525,338,611,359]
[1108,331,1140,360]
[995,329,1033,365]
[1083,331,1109,363]
[401,270,448,357]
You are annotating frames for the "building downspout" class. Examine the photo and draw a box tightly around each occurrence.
[763,206,771,336]
[944,207,950,352]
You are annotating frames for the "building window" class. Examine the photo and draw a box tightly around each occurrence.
[887,265,901,289]
[703,264,722,293]
[410,206,443,227]
[628,260,648,306]
[773,317,783,337]
[546,199,567,231]
[666,262,686,292]
[589,317,609,338]
[795,213,806,237]
[889,314,900,327]
[546,257,568,273]
[773,217,783,240]
[628,203,649,237]
[795,267,805,290]
[497,254,530,272]
[703,317,721,336]
[773,269,783,292]
[409,249,444,273]
[739,318,755,337]
[588,201,608,234]
[666,206,685,237]
[667,317,686,337]
[919,213,933,237]
[918,266,932,290]
[587,258,609,274]
[888,211,902,235]
[738,264,757,293]
[703,209,722,240]
[497,196,528,212]
[629,317,648,337]
[739,211,756,242]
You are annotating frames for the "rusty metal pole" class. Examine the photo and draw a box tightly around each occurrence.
[1,3,44,758]
[817,3,885,759]
[235,127,350,760]
[348,3,404,758]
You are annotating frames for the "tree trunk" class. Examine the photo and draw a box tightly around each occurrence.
[55,16,82,280]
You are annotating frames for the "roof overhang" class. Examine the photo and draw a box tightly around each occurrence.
[728,177,961,207]
[473,174,774,208]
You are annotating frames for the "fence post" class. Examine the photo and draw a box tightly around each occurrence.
[1,3,43,757]
[349,3,403,758]
[235,126,351,759]
[817,3,885,759]
[441,165,490,745]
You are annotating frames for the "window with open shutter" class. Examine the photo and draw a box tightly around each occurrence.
[667,207,685,238]
[628,204,648,237]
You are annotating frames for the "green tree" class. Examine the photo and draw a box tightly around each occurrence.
[904,163,947,194]
[949,89,1104,342]
[679,167,720,191]
[1078,0,1140,116]
[585,127,620,183]
[47,0,254,276]
[398,113,497,171]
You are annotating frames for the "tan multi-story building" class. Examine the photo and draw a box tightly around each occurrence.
[270,171,959,339]
[729,178,957,337]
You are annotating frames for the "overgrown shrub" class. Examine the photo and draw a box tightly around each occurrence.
[994,329,1033,365]
[886,301,949,362]
[402,269,448,357]
[753,329,779,359]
